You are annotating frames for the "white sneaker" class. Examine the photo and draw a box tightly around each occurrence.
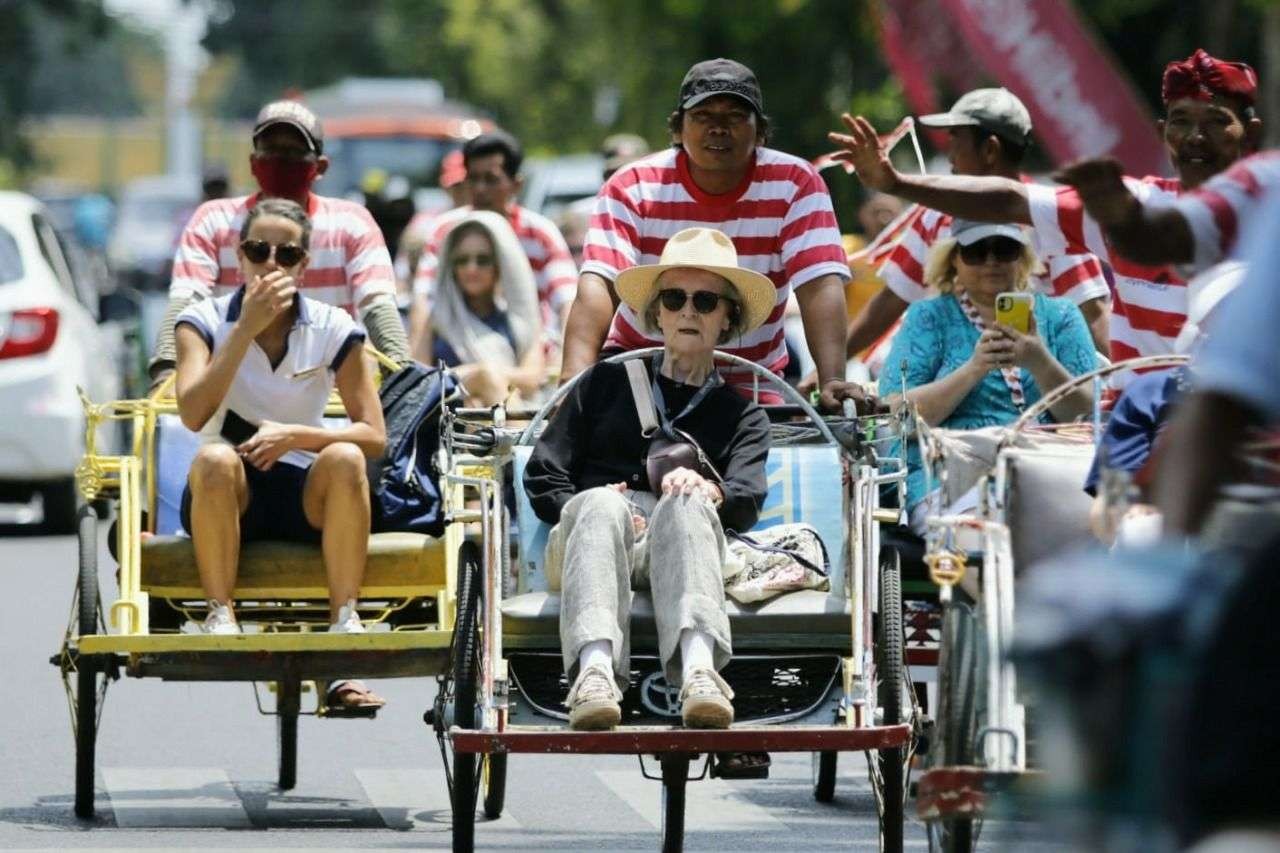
[203,600,239,635]
[566,664,623,730]
[329,599,365,633]
[680,667,735,728]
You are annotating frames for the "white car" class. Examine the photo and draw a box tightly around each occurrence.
[0,192,122,531]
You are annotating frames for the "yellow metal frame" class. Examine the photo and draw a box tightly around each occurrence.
[73,345,459,654]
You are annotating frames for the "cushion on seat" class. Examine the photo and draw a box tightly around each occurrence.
[501,589,852,638]
[140,532,446,598]
[1001,444,1095,571]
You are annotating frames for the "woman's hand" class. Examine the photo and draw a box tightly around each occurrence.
[237,420,297,471]
[660,467,721,504]
[238,270,296,336]
[968,328,1012,375]
[992,313,1049,370]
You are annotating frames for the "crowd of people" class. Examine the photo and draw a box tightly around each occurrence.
[149,47,1280,845]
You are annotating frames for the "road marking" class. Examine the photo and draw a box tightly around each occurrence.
[354,767,522,831]
[596,767,788,831]
[102,766,250,828]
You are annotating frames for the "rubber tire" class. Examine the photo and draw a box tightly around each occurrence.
[812,751,837,803]
[278,709,298,790]
[934,598,979,853]
[451,541,483,852]
[46,477,79,535]
[876,550,906,853]
[482,753,507,819]
[74,503,98,819]
[660,754,689,853]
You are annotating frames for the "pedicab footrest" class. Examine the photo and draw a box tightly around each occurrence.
[915,766,1039,821]
[449,723,911,754]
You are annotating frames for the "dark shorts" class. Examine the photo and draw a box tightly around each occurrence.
[181,458,320,544]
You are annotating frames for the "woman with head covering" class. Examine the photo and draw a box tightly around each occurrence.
[879,218,1097,531]
[430,210,546,405]
[523,227,775,731]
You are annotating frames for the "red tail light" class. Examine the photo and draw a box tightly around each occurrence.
[0,308,60,359]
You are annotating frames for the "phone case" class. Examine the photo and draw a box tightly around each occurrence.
[219,409,259,445]
[995,293,1033,334]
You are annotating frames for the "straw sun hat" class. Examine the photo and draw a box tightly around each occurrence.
[615,227,776,333]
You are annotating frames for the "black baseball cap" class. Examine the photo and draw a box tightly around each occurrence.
[253,100,324,154]
[678,58,764,115]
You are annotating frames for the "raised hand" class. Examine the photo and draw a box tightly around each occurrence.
[238,270,296,336]
[827,114,900,193]
[992,312,1048,370]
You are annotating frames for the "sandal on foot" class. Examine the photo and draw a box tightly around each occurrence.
[711,751,772,779]
[325,679,387,714]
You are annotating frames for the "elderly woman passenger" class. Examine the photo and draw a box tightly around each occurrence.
[880,218,1096,531]
[421,210,546,405]
[523,227,774,731]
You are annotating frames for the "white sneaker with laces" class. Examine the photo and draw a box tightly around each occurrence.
[566,663,623,730]
[329,599,365,633]
[680,667,735,728]
[203,600,239,635]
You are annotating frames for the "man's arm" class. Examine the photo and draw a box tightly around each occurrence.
[829,114,1032,224]
[846,285,909,357]
[359,293,410,365]
[1154,391,1254,535]
[1053,157,1194,266]
[1077,296,1111,355]
[558,271,618,383]
[149,293,193,381]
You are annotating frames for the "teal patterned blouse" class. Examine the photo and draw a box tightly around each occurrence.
[879,291,1097,509]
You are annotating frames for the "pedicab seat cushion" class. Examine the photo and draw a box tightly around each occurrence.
[139,532,446,599]
[501,589,852,638]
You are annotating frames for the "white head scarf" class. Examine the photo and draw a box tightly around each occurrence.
[431,210,541,367]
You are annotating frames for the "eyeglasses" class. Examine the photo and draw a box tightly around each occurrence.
[957,237,1024,265]
[452,253,495,269]
[240,239,307,267]
[657,289,729,314]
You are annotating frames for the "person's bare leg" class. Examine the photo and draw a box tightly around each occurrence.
[188,443,250,610]
[303,442,370,621]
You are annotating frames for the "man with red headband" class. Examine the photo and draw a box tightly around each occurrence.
[150,100,410,382]
[829,49,1263,376]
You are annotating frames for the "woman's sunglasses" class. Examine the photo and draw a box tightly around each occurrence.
[452,252,495,269]
[657,289,730,314]
[240,239,307,267]
[957,236,1023,265]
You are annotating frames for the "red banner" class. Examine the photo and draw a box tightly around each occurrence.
[937,0,1167,175]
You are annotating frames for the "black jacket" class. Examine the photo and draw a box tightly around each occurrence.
[524,359,771,532]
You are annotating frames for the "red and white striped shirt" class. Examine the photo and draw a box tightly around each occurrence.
[1171,150,1280,272]
[1027,177,1186,366]
[169,193,395,315]
[411,203,578,319]
[582,147,850,381]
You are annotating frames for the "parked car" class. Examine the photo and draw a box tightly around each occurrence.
[519,154,604,220]
[107,174,199,291]
[0,192,123,531]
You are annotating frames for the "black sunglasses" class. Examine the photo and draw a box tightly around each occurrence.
[240,239,307,267]
[957,236,1023,265]
[657,288,730,314]
[452,252,495,269]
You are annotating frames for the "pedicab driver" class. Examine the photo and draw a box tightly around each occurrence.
[524,227,773,731]
[174,199,386,638]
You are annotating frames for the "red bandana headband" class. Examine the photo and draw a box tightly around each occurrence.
[1162,49,1258,107]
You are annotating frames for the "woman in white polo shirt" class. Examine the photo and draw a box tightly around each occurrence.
[173,198,386,635]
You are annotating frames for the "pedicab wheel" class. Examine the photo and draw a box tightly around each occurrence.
[659,754,690,853]
[931,596,978,853]
[481,752,507,819]
[74,503,99,819]
[812,750,837,802]
[451,541,483,852]
[876,550,906,853]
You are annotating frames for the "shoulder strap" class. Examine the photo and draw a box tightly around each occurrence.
[624,359,660,437]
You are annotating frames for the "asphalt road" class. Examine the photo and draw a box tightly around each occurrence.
[0,524,1074,851]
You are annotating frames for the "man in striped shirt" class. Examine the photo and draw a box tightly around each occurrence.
[149,100,408,383]
[828,50,1262,375]
[561,58,864,411]
[407,131,578,362]
[839,89,1110,364]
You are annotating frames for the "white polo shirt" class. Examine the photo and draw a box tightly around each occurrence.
[175,288,365,468]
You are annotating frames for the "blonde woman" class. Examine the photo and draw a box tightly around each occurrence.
[424,210,546,405]
[879,218,1096,521]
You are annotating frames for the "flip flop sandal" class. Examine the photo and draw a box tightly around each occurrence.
[711,751,771,779]
[323,679,387,718]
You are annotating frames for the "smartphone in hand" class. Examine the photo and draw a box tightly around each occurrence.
[995,292,1033,334]
[219,409,259,445]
